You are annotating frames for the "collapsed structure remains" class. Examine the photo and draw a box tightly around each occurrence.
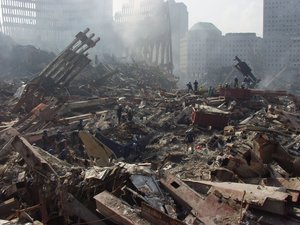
[0,28,300,225]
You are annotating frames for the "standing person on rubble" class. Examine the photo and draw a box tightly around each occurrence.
[187,82,193,92]
[77,119,84,131]
[127,107,133,122]
[42,130,50,151]
[185,129,195,154]
[244,76,251,88]
[208,86,213,97]
[234,77,239,88]
[55,130,64,153]
[116,105,123,125]
[193,80,199,92]
[58,139,69,161]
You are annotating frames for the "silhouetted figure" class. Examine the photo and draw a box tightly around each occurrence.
[234,77,239,88]
[127,108,133,122]
[185,129,195,153]
[117,105,123,125]
[55,130,64,153]
[208,86,213,97]
[77,119,84,131]
[95,55,99,65]
[193,80,199,92]
[187,82,193,92]
[42,130,50,150]
[56,138,68,160]
[78,143,85,158]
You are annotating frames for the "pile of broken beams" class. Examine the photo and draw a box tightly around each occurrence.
[2,30,300,224]
[1,134,300,225]
[1,83,300,224]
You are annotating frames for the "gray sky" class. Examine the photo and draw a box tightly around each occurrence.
[113,0,263,37]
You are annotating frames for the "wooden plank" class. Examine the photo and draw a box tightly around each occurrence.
[94,191,151,225]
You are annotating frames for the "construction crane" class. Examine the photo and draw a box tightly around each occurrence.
[234,56,260,88]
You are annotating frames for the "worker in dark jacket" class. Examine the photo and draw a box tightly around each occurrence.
[77,119,84,131]
[42,130,50,150]
[117,105,123,125]
[185,129,195,153]
[234,77,239,88]
[127,107,133,122]
[187,82,193,92]
[193,80,199,92]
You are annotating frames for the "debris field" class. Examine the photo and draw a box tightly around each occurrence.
[1,29,300,225]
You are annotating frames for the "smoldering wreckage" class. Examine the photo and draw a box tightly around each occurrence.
[1,29,300,225]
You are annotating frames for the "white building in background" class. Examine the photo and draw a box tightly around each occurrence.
[263,0,300,73]
[180,22,222,82]
[221,33,262,68]
[0,0,113,51]
[180,23,263,83]
[114,0,188,73]
[264,0,300,38]
[168,0,188,72]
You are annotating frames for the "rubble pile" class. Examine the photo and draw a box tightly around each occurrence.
[71,60,177,98]
[0,33,55,78]
[1,30,300,225]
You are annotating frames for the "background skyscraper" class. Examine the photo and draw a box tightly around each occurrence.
[0,0,113,51]
[263,0,300,75]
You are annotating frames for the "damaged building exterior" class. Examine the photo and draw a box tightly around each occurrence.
[2,1,300,224]
[0,0,113,51]
[114,0,188,74]
[180,22,222,82]
[263,0,300,77]
[180,23,262,83]
[221,33,263,70]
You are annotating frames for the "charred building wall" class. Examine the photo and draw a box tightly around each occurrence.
[114,0,187,74]
[0,0,113,52]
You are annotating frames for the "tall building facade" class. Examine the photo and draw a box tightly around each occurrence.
[264,0,300,38]
[0,0,37,44]
[114,0,188,74]
[180,24,263,84]
[263,0,300,74]
[180,22,222,82]
[0,0,113,51]
[221,33,263,69]
[168,0,188,72]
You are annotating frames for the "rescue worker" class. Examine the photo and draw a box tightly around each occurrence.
[77,119,84,131]
[116,105,123,125]
[58,139,69,160]
[42,130,50,151]
[234,77,239,88]
[127,107,133,122]
[185,129,195,153]
[208,86,213,97]
[186,82,193,92]
[193,80,199,92]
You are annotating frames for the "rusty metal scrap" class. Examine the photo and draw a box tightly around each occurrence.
[159,173,237,225]
[94,191,152,225]
[184,180,297,216]
[11,135,56,174]
[12,28,100,113]
[192,105,230,129]
[2,41,300,225]
[253,134,300,176]
[141,202,185,225]
[61,191,105,225]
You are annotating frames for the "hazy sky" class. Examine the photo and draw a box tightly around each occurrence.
[113,0,263,37]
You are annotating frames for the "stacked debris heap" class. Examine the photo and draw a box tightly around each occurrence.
[1,29,300,225]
